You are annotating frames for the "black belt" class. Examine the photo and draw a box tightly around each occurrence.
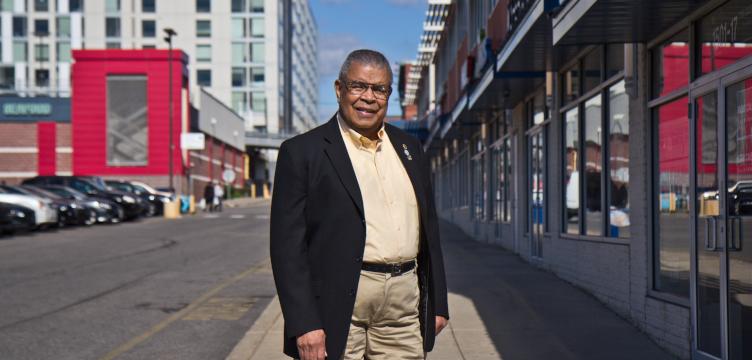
[361,260,416,276]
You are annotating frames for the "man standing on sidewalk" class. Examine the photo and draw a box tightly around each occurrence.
[270,49,449,360]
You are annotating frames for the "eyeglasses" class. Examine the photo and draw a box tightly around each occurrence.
[343,80,392,100]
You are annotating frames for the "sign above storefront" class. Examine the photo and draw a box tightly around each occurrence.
[0,97,70,122]
[181,132,206,150]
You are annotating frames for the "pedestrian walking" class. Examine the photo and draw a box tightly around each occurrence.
[270,49,448,360]
[203,182,214,212]
[214,182,224,212]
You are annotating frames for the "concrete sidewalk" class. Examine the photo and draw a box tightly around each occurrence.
[226,221,676,360]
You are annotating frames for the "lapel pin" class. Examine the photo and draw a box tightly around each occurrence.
[402,144,412,160]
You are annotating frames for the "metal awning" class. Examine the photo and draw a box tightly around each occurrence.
[553,0,711,46]
[468,0,550,111]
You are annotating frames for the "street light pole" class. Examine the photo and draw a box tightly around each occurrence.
[164,28,177,192]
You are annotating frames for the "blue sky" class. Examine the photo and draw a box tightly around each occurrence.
[310,0,426,122]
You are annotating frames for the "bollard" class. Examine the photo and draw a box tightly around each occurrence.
[251,183,257,198]
[189,195,196,214]
[163,200,181,219]
[263,184,270,199]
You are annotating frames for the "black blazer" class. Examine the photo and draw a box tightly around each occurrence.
[270,116,449,360]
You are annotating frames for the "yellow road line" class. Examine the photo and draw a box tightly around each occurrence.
[99,258,271,360]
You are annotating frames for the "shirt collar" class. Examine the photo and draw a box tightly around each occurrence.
[337,112,386,150]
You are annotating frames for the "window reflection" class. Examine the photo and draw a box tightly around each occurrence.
[609,80,630,238]
[564,108,579,234]
[699,0,752,75]
[654,96,690,298]
[584,95,603,235]
[651,30,689,99]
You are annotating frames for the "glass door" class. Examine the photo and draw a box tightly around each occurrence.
[724,73,752,360]
[692,66,752,360]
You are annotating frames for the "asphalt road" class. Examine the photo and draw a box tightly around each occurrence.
[0,200,275,360]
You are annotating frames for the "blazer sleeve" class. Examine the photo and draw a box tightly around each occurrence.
[270,140,322,338]
[419,142,449,319]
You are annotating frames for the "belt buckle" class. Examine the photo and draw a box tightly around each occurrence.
[390,263,402,277]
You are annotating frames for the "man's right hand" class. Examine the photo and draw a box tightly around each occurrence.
[296,329,327,360]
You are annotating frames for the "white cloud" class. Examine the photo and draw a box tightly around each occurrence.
[318,33,362,78]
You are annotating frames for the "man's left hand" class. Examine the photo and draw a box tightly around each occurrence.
[435,316,448,335]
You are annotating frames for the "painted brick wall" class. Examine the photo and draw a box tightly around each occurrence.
[0,123,37,147]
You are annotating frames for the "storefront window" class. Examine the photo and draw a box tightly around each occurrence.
[107,75,148,166]
[564,107,579,234]
[651,29,689,99]
[653,95,690,298]
[608,80,630,238]
[698,0,752,76]
[582,49,602,94]
[584,95,603,236]
[561,65,580,105]
[606,44,624,79]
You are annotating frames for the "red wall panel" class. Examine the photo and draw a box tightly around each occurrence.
[71,50,188,177]
[37,122,57,175]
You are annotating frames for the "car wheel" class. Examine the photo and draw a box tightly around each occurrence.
[147,204,156,217]
[84,213,97,226]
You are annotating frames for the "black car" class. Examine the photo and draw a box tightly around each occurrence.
[0,202,35,235]
[23,176,143,220]
[105,180,170,216]
[22,185,97,226]
[41,185,125,224]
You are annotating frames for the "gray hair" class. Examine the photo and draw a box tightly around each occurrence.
[338,49,393,84]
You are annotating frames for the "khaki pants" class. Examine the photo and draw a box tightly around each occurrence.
[342,267,424,360]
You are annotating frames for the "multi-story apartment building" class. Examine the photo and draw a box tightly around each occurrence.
[0,0,317,136]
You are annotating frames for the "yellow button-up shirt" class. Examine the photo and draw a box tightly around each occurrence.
[338,114,420,264]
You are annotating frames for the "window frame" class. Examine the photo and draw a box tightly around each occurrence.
[196,20,211,38]
[559,45,628,240]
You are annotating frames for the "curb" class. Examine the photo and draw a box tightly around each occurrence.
[226,295,284,360]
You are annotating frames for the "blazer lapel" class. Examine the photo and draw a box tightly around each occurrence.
[385,125,427,221]
[323,116,364,217]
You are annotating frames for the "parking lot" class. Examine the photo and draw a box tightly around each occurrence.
[0,199,274,360]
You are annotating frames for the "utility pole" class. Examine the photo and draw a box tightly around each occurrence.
[164,28,177,191]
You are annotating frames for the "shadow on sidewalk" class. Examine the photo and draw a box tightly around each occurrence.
[438,220,678,360]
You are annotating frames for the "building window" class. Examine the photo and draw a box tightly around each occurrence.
[106,17,121,38]
[13,17,27,37]
[107,75,148,166]
[13,41,26,62]
[57,16,71,38]
[197,70,211,86]
[106,42,120,49]
[652,96,690,298]
[35,69,49,87]
[564,107,579,234]
[251,42,264,63]
[232,18,246,38]
[561,45,628,237]
[232,67,246,87]
[251,91,265,112]
[250,0,263,12]
[250,18,264,37]
[651,30,689,99]
[34,0,48,11]
[142,20,156,38]
[232,0,245,12]
[232,91,247,114]
[196,45,211,62]
[232,43,246,64]
[196,20,211,38]
[142,45,156,49]
[698,0,752,76]
[69,0,84,12]
[142,0,155,12]
[34,44,49,61]
[0,0,13,11]
[105,0,120,12]
[34,19,49,36]
[251,67,264,84]
[196,0,210,12]
[0,66,15,90]
[57,41,71,62]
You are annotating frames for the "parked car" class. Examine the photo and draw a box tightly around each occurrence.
[21,185,97,226]
[0,187,58,229]
[23,176,143,220]
[40,185,125,224]
[0,202,36,235]
[105,180,170,216]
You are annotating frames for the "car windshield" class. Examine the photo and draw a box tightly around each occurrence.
[23,186,63,200]
[133,182,159,194]
[70,180,100,194]
[0,185,27,195]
